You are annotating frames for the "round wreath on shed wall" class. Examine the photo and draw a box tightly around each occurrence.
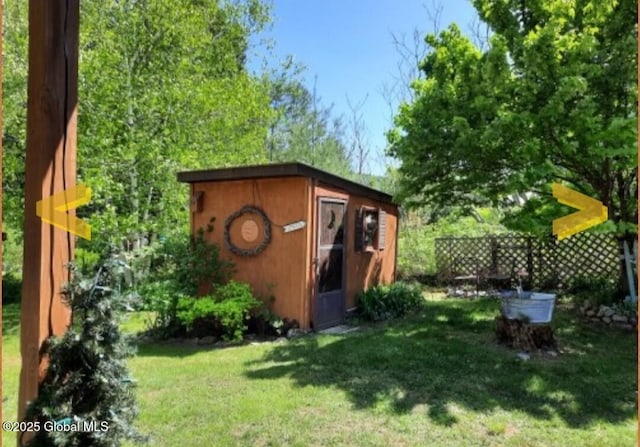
[224,205,272,256]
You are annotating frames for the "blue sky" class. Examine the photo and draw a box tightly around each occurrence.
[250,0,480,175]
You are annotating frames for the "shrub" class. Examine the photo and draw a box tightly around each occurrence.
[358,281,424,321]
[74,247,101,275]
[138,224,235,335]
[246,285,296,337]
[2,272,22,304]
[397,210,508,280]
[613,300,638,318]
[177,295,220,336]
[567,275,618,306]
[397,225,437,278]
[1,226,24,276]
[152,225,235,297]
[177,281,261,341]
[248,307,300,337]
[253,307,284,336]
[137,279,186,336]
[23,257,146,446]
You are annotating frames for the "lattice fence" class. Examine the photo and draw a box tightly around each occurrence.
[435,233,622,289]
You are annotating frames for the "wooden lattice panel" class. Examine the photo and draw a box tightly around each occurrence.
[435,236,492,278]
[553,233,619,287]
[435,233,622,289]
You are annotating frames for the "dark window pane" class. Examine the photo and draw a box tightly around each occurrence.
[318,248,343,293]
[320,202,345,246]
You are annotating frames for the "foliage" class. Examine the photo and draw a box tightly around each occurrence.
[2,1,29,232]
[247,285,295,336]
[23,257,145,447]
[136,280,178,333]
[74,247,102,275]
[2,272,22,304]
[79,0,274,252]
[397,208,507,278]
[138,226,235,336]
[567,275,619,306]
[1,225,26,277]
[611,300,638,318]
[167,226,235,297]
[388,0,637,238]
[249,306,287,336]
[357,281,424,321]
[176,281,261,341]
[2,0,274,252]
[265,72,353,178]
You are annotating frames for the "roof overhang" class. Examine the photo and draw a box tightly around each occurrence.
[177,162,396,205]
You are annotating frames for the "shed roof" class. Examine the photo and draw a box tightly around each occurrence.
[177,162,397,205]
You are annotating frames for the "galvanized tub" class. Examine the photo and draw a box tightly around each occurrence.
[499,291,556,324]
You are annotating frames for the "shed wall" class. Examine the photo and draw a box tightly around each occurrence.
[191,177,311,327]
[314,183,398,310]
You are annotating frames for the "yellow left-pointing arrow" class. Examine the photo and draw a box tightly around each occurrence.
[552,183,608,241]
[36,184,92,240]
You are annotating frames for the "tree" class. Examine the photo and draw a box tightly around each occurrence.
[23,258,145,447]
[78,0,273,252]
[388,0,637,241]
[345,94,371,177]
[2,0,274,255]
[265,73,353,178]
[262,57,311,162]
[2,0,29,233]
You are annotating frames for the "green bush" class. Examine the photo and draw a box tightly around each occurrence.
[177,281,261,341]
[567,275,618,306]
[357,281,424,321]
[138,224,235,335]
[249,306,286,336]
[74,247,102,275]
[397,208,507,279]
[246,285,295,337]
[2,272,22,304]
[397,225,437,278]
[150,225,235,297]
[137,279,185,335]
[1,226,24,276]
[177,295,218,333]
[23,256,146,446]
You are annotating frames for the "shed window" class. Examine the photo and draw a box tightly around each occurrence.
[355,207,386,252]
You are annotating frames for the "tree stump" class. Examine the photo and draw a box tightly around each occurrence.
[495,315,556,351]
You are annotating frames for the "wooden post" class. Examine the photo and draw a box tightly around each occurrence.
[0,0,3,444]
[526,236,534,286]
[18,0,79,437]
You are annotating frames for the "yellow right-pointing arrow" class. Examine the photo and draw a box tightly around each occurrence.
[36,184,92,240]
[552,183,608,241]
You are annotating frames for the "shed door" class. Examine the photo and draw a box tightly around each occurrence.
[314,199,346,330]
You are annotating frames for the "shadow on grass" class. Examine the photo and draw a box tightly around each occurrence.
[242,298,637,429]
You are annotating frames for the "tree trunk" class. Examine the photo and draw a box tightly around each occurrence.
[495,316,556,351]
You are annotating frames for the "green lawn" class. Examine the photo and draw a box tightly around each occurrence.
[2,294,637,446]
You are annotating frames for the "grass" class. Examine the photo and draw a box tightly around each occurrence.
[2,292,637,446]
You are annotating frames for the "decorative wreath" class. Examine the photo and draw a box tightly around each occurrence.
[223,205,272,256]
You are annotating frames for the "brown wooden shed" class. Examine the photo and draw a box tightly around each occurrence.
[177,162,399,330]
